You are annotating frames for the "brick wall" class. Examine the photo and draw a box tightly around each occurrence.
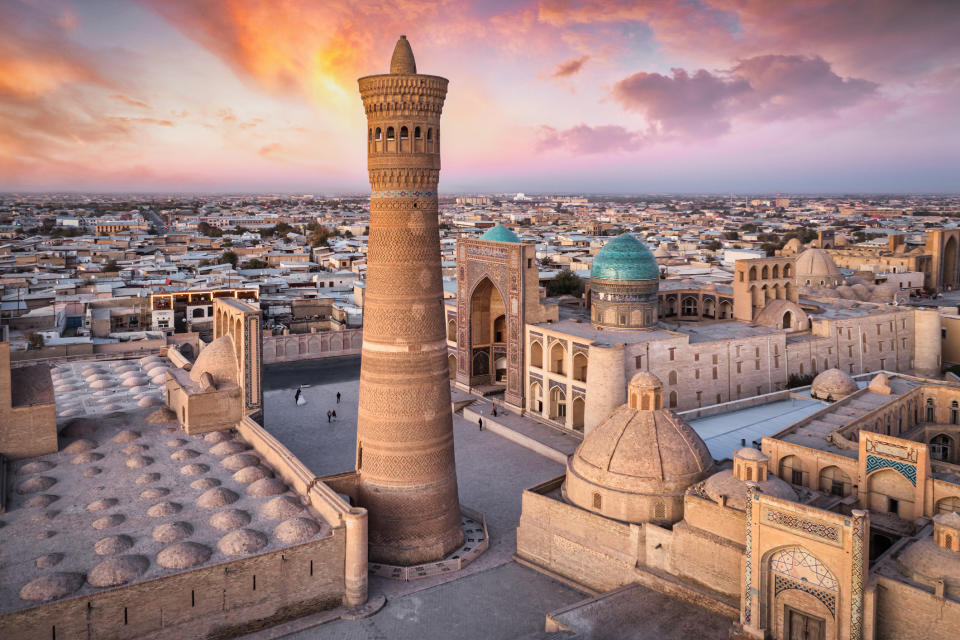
[0,534,345,640]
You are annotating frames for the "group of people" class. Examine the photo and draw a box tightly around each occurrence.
[293,387,343,424]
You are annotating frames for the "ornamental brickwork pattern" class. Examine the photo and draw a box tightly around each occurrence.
[354,46,463,565]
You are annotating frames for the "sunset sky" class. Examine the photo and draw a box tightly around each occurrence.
[1,0,959,193]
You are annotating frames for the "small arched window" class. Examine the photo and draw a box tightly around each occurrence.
[427,128,433,141]
[368,129,372,141]
[414,126,422,139]
[400,126,409,140]
[375,127,382,141]
[746,467,753,481]
[386,127,395,141]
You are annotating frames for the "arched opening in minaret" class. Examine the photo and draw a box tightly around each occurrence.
[386,126,395,140]
[469,277,507,386]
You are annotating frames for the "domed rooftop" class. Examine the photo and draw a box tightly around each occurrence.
[795,248,842,283]
[565,403,713,523]
[703,449,797,511]
[591,233,659,282]
[811,368,859,402]
[390,35,416,74]
[190,335,237,387]
[480,223,521,243]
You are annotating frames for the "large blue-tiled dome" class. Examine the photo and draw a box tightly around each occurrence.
[591,233,659,281]
[480,223,521,243]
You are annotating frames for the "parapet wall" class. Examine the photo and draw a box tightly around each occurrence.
[262,330,362,365]
[0,535,345,640]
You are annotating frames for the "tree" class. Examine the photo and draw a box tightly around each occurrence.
[103,259,119,272]
[546,269,582,297]
[723,231,740,240]
[540,256,554,267]
[705,239,722,251]
[220,250,238,267]
[197,221,222,237]
[310,226,332,247]
[25,331,44,350]
[242,258,269,269]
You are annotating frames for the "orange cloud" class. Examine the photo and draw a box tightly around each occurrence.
[145,0,468,105]
[111,94,151,108]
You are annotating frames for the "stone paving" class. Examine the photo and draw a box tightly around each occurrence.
[259,361,581,639]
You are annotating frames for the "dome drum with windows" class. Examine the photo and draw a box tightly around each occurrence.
[590,233,660,330]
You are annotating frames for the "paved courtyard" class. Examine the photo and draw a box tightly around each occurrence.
[261,357,580,638]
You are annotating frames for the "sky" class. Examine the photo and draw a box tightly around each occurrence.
[1,0,959,194]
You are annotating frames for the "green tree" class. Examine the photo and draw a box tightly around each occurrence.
[220,250,238,267]
[540,256,554,267]
[103,259,119,272]
[242,258,269,269]
[546,269,582,297]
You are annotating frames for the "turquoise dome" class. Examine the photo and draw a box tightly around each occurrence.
[591,233,659,281]
[480,223,521,243]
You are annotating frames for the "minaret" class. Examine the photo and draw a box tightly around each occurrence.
[355,36,463,564]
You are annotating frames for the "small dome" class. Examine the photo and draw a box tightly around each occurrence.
[157,542,211,569]
[218,528,267,556]
[782,237,804,255]
[210,509,252,531]
[87,555,149,587]
[565,404,713,523]
[703,470,796,511]
[274,517,321,544]
[390,35,417,74]
[20,573,84,602]
[197,487,239,508]
[94,535,134,556]
[479,223,521,243]
[591,233,659,281]
[630,371,663,390]
[734,447,767,461]
[811,368,859,401]
[153,521,193,543]
[795,248,842,285]
[189,336,237,387]
[261,496,304,519]
[898,533,960,596]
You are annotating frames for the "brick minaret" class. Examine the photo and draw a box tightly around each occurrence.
[355,36,463,564]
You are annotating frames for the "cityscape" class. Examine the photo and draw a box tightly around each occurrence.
[2,2,960,640]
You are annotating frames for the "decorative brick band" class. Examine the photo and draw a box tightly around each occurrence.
[774,574,837,617]
[371,190,437,199]
[766,509,840,542]
[865,454,917,485]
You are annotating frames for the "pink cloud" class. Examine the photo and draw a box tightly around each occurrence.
[537,124,644,153]
[552,55,588,78]
[611,55,877,136]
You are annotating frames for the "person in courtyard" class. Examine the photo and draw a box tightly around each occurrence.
[478,416,483,431]
[294,386,301,405]
[326,410,332,423]
[336,391,341,403]
[492,405,497,417]
[332,409,337,421]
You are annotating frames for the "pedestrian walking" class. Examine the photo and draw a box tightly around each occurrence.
[332,410,337,421]
[327,410,332,424]
[294,386,301,405]
[492,405,497,417]
[478,416,483,431]
[336,391,341,403]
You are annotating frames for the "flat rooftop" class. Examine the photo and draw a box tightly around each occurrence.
[0,401,330,616]
[666,321,779,343]
[686,396,827,460]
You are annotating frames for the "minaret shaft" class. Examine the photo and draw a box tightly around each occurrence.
[355,37,462,565]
